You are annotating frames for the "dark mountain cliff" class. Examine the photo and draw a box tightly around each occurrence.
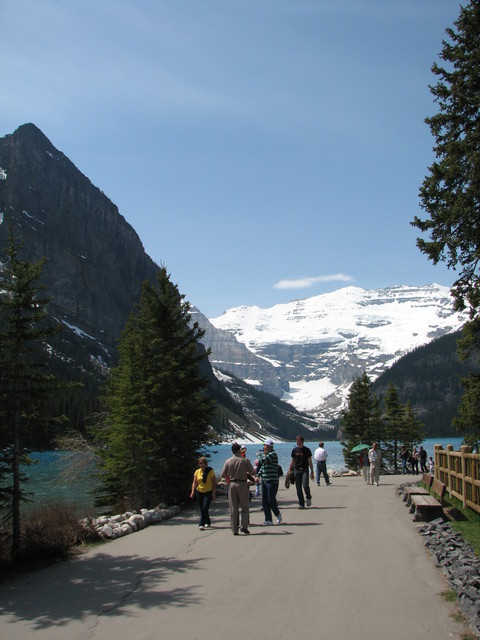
[0,123,315,444]
[0,123,159,354]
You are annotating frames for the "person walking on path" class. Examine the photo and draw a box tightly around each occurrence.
[411,447,420,475]
[399,446,410,475]
[359,448,370,484]
[220,443,255,535]
[289,435,314,508]
[256,438,282,525]
[190,457,216,530]
[368,442,382,486]
[419,446,427,473]
[313,441,332,486]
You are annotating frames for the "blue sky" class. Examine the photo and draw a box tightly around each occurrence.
[1,1,462,318]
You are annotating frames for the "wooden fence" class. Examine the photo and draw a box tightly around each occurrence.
[434,444,480,515]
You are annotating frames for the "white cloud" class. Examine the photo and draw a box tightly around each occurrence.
[274,274,354,290]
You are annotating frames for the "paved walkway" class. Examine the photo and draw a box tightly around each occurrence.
[0,475,472,639]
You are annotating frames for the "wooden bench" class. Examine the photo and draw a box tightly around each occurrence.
[403,473,433,505]
[409,478,446,521]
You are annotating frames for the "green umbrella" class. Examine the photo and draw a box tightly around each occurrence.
[350,443,371,453]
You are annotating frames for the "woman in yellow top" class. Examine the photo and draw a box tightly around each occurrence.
[190,457,217,530]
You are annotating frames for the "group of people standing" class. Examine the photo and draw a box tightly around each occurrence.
[399,445,433,475]
[190,435,332,536]
[218,439,282,535]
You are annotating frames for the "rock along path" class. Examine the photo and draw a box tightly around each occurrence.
[0,474,474,640]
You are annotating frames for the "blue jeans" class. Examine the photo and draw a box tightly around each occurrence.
[196,490,213,526]
[316,460,330,485]
[261,480,280,522]
[294,469,311,507]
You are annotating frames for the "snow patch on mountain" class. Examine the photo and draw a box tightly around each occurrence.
[209,284,467,421]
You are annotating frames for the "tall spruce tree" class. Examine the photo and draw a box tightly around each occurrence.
[0,228,62,560]
[382,383,405,471]
[341,371,382,469]
[412,0,480,319]
[95,267,216,510]
[411,1,480,446]
[381,384,424,471]
[452,371,480,450]
[402,401,425,455]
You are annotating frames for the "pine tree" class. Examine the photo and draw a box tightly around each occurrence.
[382,383,405,471]
[411,1,480,447]
[341,371,382,468]
[0,227,62,560]
[452,373,480,450]
[381,384,424,470]
[401,401,425,455]
[411,0,480,319]
[95,267,216,510]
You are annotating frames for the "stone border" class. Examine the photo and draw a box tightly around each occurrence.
[397,482,480,637]
[80,504,181,540]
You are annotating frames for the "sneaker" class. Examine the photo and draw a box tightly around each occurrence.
[276,513,282,524]
[199,526,205,531]
[306,498,312,507]
[298,505,305,509]
[241,528,250,535]
[262,520,273,526]
[204,524,210,528]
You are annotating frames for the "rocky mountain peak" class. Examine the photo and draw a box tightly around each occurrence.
[0,123,160,354]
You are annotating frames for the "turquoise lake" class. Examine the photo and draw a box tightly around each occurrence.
[20,437,463,517]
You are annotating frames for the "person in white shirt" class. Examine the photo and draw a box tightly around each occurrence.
[368,442,382,486]
[313,442,332,486]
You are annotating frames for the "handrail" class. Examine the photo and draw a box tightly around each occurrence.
[434,444,480,514]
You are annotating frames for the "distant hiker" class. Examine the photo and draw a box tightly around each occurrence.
[400,446,410,475]
[411,447,420,475]
[359,448,370,484]
[313,441,332,486]
[419,446,427,473]
[368,442,382,486]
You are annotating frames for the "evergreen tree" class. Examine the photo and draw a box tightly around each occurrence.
[0,228,62,560]
[95,267,216,510]
[341,372,382,468]
[382,383,405,471]
[411,0,480,319]
[411,1,480,447]
[381,385,425,471]
[452,372,480,450]
[401,401,425,455]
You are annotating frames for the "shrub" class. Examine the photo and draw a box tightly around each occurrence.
[0,501,100,573]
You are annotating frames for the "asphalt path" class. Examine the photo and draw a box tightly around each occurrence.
[0,474,471,640]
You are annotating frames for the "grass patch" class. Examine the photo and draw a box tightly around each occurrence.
[441,494,480,557]
[441,589,458,603]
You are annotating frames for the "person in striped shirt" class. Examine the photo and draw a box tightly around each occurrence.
[257,438,282,526]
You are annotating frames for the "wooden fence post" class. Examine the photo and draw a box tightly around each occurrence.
[446,445,453,499]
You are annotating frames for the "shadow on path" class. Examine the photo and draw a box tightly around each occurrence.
[0,553,205,629]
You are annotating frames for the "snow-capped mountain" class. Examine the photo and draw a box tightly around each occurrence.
[207,284,467,424]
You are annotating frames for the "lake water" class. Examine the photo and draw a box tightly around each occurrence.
[20,437,463,516]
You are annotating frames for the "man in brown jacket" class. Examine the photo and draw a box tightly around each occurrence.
[221,443,255,535]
